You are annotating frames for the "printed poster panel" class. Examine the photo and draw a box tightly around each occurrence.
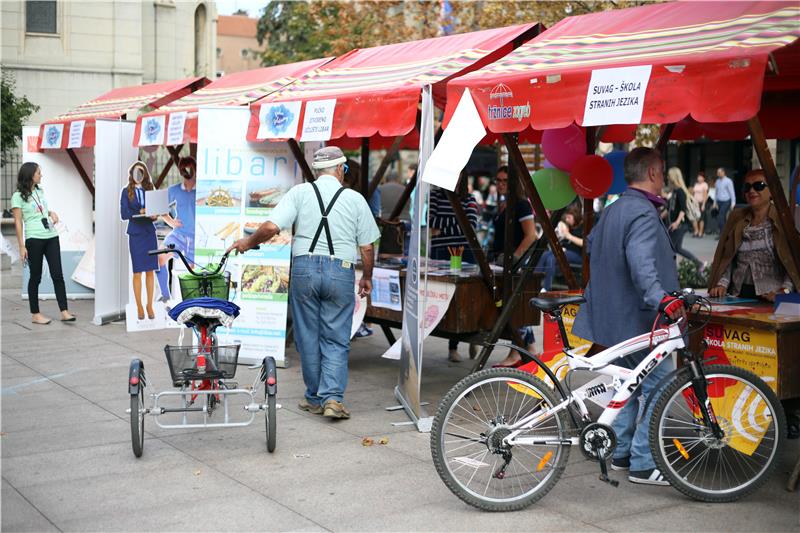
[257,101,302,140]
[300,99,336,142]
[702,323,778,393]
[197,107,301,365]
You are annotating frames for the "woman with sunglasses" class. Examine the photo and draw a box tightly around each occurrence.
[708,170,799,301]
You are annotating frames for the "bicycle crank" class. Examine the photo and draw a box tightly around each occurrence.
[579,422,619,487]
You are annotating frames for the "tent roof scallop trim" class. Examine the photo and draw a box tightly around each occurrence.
[133,57,333,147]
[38,77,209,150]
[247,23,542,142]
[446,1,800,140]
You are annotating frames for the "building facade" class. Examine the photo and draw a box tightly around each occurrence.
[215,14,264,77]
[1,0,217,125]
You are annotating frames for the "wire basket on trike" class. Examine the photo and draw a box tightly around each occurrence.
[127,245,278,458]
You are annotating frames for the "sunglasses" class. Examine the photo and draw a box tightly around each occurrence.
[343,163,349,174]
[742,181,767,193]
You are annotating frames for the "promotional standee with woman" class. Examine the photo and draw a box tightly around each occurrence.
[11,162,75,324]
[120,161,158,320]
[708,170,799,301]
[666,167,704,270]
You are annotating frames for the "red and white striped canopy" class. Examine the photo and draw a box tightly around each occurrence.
[247,23,543,144]
[133,58,331,147]
[446,1,800,141]
[38,77,209,150]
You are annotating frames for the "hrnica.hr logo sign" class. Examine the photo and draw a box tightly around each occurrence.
[45,125,61,147]
[266,104,294,136]
[487,83,530,122]
[144,118,162,142]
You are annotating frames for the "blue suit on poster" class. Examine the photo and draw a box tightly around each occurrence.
[120,186,158,273]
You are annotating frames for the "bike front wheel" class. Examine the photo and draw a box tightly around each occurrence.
[430,368,571,512]
[650,364,785,502]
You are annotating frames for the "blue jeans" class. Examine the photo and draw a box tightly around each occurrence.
[535,249,582,290]
[611,349,675,471]
[289,255,356,406]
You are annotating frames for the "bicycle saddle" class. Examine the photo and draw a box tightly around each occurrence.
[529,295,586,313]
[169,297,241,328]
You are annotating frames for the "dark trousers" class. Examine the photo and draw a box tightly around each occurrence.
[26,237,68,314]
[669,225,702,268]
[716,200,732,232]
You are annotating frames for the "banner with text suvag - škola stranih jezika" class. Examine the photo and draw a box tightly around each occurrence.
[195,107,300,366]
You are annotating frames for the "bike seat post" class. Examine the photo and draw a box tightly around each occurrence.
[551,307,573,351]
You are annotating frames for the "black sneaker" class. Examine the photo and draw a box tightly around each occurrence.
[629,468,670,486]
[610,456,630,471]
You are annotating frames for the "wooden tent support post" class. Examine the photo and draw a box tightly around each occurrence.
[581,126,597,287]
[361,137,370,198]
[747,117,800,275]
[656,123,675,154]
[503,146,518,304]
[444,187,494,296]
[288,139,314,182]
[368,135,404,199]
[153,157,174,189]
[503,134,579,290]
[390,171,416,220]
[66,148,95,197]
[166,144,183,168]
[471,208,565,373]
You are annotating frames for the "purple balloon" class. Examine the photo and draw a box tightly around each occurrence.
[541,125,586,172]
[543,159,555,169]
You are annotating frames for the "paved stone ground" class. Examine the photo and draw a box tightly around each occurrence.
[2,235,798,532]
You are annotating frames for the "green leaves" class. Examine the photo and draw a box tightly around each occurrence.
[1,71,39,166]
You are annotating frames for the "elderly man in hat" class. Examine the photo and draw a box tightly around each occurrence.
[228,146,380,419]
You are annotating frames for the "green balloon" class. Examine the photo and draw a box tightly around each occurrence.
[531,168,576,210]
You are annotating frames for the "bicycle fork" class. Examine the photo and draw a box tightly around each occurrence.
[683,349,724,440]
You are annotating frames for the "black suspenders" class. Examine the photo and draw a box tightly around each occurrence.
[308,182,346,256]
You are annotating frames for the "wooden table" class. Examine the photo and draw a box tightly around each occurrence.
[361,262,542,344]
[688,303,800,400]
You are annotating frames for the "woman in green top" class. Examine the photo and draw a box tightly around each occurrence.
[11,162,75,324]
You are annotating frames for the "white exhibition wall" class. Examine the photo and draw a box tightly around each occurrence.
[94,120,138,324]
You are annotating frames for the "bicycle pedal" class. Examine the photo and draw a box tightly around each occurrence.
[599,474,619,487]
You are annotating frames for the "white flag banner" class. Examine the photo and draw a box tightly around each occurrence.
[421,89,486,191]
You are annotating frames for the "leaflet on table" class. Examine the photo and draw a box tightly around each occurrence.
[382,280,455,359]
[370,267,402,311]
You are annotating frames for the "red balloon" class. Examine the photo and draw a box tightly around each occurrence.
[541,125,586,172]
[569,155,613,199]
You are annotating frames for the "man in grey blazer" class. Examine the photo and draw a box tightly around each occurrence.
[573,147,685,486]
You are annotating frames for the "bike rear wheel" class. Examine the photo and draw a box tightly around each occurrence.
[430,368,570,512]
[650,365,784,502]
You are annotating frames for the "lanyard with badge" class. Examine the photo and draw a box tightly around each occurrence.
[31,189,50,230]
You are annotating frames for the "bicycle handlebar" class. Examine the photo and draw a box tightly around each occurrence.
[147,244,259,277]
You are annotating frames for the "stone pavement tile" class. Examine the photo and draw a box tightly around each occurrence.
[1,357,43,379]
[551,471,684,523]
[2,417,129,458]
[343,499,601,532]
[12,463,270,525]
[1,479,59,533]
[1,395,120,432]
[3,439,197,489]
[159,408,354,464]
[369,428,433,463]
[56,495,325,533]
[594,496,798,532]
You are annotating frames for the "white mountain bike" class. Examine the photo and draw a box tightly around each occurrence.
[431,290,785,511]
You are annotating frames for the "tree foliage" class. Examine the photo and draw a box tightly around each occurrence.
[256,1,650,66]
[1,71,39,166]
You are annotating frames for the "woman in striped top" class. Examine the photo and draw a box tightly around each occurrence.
[429,173,479,264]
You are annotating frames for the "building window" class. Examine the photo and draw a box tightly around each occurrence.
[216,47,222,58]
[240,49,248,59]
[26,1,57,34]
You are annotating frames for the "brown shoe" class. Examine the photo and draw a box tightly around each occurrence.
[323,400,351,419]
[298,398,323,415]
